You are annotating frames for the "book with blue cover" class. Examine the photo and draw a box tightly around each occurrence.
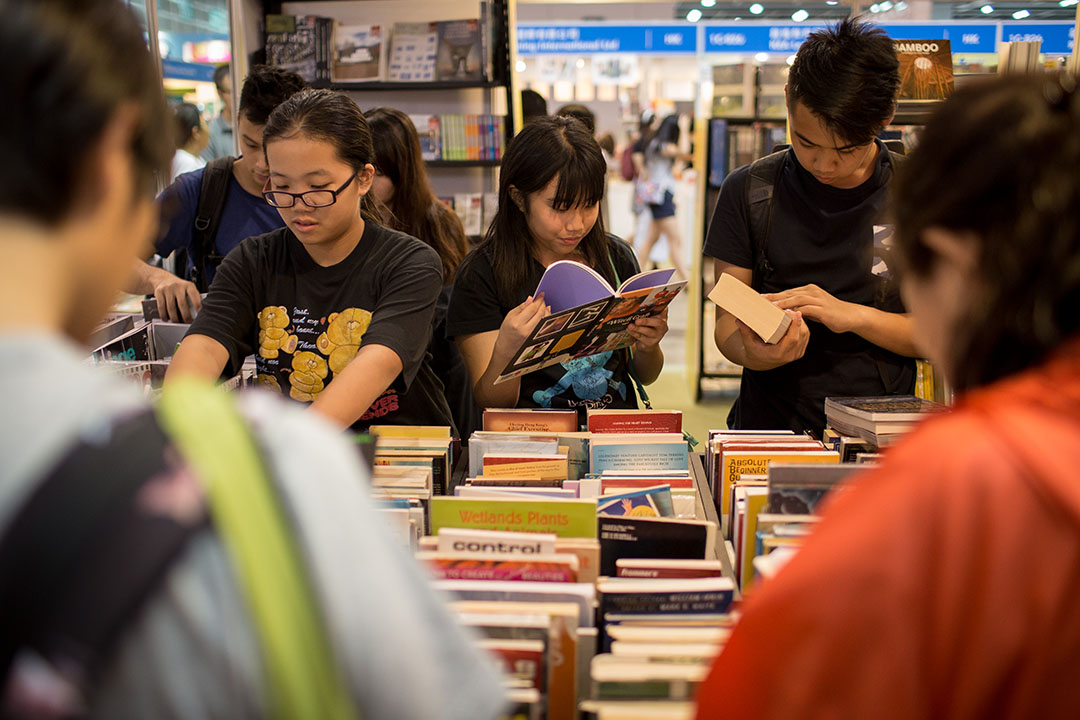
[597,485,675,518]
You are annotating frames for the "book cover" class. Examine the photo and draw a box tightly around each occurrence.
[409,114,441,161]
[420,555,579,583]
[435,19,483,81]
[765,463,859,515]
[825,395,947,423]
[387,22,437,82]
[265,14,325,84]
[599,475,694,492]
[434,580,596,628]
[467,436,561,476]
[436,528,557,555]
[483,409,579,433]
[590,439,689,475]
[493,262,686,384]
[477,638,546,691]
[895,39,954,101]
[615,558,725,579]
[738,490,769,589]
[597,486,675,518]
[368,424,451,439]
[597,516,715,577]
[332,24,382,82]
[430,497,599,538]
[481,454,568,481]
[587,409,683,434]
[708,272,791,344]
[719,450,839,517]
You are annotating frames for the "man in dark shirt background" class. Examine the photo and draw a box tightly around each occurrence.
[704,19,919,435]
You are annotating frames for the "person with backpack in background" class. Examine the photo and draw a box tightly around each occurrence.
[126,65,307,322]
[704,19,920,436]
[0,1,504,717]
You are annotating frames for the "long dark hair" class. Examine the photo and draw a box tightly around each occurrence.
[364,107,467,281]
[173,102,202,149]
[478,115,610,305]
[893,73,1080,392]
[0,0,172,224]
[262,88,382,224]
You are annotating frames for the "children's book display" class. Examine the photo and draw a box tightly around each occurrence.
[495,262,686,385]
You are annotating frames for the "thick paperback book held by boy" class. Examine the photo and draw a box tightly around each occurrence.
[494,261,685,384]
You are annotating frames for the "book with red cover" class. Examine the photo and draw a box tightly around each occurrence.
[419,554,579,583]
[587,409,683,434]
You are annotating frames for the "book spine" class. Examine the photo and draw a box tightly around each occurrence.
[601,590,735,616]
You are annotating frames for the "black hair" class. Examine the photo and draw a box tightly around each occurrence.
[475,115,609,306]
[556,104,596,134]
[173,102,202,150]
[263,88,382,225]
[0,0,171,225]
[238,64,308,126]
[522,89,548,124]
[364,106,467,281]
[893,73,1080,392]
[213,63,230,92]
[788,18,899,146]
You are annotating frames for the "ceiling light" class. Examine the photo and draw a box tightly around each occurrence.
[1012,9,1031,19]
[754,52,770,62]
[880,1,893,10]
[786,55,797,65]
[895,0,907,9]
[980,4,994,14]
[1061,0,1078,7]
[575,58,585,69]
[749,3,764,15]
[686,8,703,22]
[870,3,881,12]
[791,8,810,21]
[826,0,839,4]
[701,0,717,6]
[515,60,526,73]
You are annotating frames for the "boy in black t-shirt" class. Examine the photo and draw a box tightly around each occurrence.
[704,19,919,435]
[169,89,454,432]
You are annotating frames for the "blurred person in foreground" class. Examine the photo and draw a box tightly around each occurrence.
[0,0,503,717]
[696,73,1080,719]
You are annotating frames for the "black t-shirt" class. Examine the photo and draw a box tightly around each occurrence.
[704,142,915,434]
[446,236,641,425]
[187,221,455,431]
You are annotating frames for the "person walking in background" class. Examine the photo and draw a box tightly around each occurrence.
[201,62,234,161]
[634,109,690,281]
[169,101,208,182]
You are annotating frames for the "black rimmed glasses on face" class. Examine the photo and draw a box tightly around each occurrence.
[263,174,357,208]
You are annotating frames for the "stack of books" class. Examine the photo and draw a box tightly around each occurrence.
[443,192,498,238]
[825,395,948,446]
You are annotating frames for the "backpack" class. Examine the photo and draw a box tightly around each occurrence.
[744,144,906,292]
[0,382,359,719]
[190,155,235,292]
[619,144,637,182]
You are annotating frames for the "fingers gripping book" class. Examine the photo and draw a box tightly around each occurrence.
[494,261,686,385]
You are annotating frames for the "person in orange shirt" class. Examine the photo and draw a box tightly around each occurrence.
[696,73,1080,720]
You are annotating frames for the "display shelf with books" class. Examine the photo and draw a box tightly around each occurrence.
[264,0,517,202]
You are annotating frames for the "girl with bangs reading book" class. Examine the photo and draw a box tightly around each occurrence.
[447,115,670,427]
[696,74,1080,719]
[364,106,480,437]
[168,89,455,432]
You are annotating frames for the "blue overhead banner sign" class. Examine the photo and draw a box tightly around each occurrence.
[879,23,997,54]
[1002,22,1075,54]
[517,25,697,55]
[703,22,996,54]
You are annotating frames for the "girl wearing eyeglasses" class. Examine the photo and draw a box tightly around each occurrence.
[168,88,455,432]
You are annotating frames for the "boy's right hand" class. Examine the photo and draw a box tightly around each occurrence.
[153,274,202,323]
[493,294,550,363]
[737,309,810,371]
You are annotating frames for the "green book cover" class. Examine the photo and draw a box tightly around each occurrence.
[431,497,598,538]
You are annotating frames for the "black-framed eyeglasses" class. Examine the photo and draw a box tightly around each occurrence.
[263,174,357,208]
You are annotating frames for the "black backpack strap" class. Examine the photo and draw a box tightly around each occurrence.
[0,410,208,713]
[744,150,787,292]
[191,155,235,292]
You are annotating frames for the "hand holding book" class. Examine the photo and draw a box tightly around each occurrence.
[493,294,551,364]
[766,284,860,335]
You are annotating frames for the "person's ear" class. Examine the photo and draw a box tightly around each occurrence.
[356,163,376,196]
[509,186,526,213]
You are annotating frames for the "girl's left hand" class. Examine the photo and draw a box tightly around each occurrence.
[628,307,669,352]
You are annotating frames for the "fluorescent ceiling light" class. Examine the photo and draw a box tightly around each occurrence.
[980,4,994,14]
[880,1,893,10]
[687,8,703,22]
[791,8,810,21]
[749,3,764,15]
[1061,0,1078,7]
[1012,9,1031,18]
[701,0,717,6]
[754,52,770,62]
[870,3,881,12]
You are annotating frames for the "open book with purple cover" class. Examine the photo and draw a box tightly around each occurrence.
[494,261,686,384]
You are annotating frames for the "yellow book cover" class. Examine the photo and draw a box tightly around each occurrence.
[740,491,770,590]
[483,455,569,481]
[368,425,452,438]
[720,451,839,516]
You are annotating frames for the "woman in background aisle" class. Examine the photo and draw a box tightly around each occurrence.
[364,106,480,437]
[169,90,455,432]
[169,101,208,182]
[696,74,1080,720]
[447,116,669,427]
[633,111,689,281]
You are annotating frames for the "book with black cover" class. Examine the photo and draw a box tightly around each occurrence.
[597,516,716,577]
